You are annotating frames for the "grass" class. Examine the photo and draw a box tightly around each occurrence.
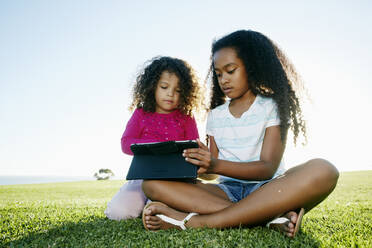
[1,171,371,248]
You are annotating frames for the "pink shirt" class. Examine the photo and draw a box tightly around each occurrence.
[121,108,199,155]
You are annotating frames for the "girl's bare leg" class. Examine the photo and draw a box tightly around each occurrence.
[143,159,339,233]
[142,179,232,214]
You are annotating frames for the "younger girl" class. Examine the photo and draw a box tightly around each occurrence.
[105,56,203,220]
[142,30,339,237]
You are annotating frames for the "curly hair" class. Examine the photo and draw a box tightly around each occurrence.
[130,56,204,117]
[209,30,307,145]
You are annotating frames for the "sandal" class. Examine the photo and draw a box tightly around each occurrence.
[142,201,198,231]
[266,207,305,237]
[293,208,305,236]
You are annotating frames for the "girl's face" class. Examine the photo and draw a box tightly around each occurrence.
[213,47,250,99]
[154,71,181,114]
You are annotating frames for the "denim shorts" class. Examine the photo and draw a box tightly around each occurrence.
[216,179,272,203]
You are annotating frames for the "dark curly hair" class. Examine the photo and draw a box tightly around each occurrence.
[130,56,204,117]
[209,30,307,145]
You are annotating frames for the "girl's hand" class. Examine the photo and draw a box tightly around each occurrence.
[183,139,215,174]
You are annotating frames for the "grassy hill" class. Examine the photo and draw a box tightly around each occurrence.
[1,171,371,247]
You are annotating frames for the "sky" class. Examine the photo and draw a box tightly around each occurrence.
[1,0,372,178]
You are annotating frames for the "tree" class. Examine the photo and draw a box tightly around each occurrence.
[94,168,115,180]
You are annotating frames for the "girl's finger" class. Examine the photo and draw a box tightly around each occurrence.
[186,152,209,162]
[183,148,200,154]
[184,150,206,158]
[196,139,208,150]
[184,148,210,157]
[185,157,208,167]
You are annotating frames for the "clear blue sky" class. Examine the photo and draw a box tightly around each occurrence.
[1,0,372,177]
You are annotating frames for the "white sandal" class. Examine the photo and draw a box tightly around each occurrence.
[142,201,198,230]
[157,212,198,230]
[266,208,305,237]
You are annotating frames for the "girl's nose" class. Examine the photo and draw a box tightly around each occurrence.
[221,73,229,84]
[167,90,174,96]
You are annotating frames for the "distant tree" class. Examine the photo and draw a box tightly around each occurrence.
[94,168,114,180]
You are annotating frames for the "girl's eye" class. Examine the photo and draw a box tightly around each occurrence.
[161,86,167,89]
[227,68,236,74]
[176,89,181,93]
[215,72,221,78]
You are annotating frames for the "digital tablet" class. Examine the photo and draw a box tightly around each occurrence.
[126,140,199,180]
[130,140,198,155]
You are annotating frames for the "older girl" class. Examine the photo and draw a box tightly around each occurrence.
[142,30,339,237]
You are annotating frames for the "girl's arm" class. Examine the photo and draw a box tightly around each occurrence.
[197,136,219,181]
[199,136,219,180]
[184,116,218,181]
[185,125,284,181]
[209,136,219,158]
[121,110,154,155]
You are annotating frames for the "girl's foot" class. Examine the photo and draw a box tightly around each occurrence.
[143,201,305,237]
[268,208,305,237]
[142,202,197,231]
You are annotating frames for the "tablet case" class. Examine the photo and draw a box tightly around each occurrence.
[126,140,199,180]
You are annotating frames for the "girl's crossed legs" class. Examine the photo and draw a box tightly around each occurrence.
[142,159,339,237]
[143,178,232,214]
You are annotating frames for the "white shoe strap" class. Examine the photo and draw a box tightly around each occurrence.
[157,212,198,230]
[266,217,289,228]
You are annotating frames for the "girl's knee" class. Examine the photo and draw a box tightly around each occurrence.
[309,158,339,178]
[142,180,161,199]
[307,158,339,188]
[105,197,144,220]
[105,182,147,220]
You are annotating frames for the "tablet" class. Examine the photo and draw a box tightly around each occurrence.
[126,140,199,180]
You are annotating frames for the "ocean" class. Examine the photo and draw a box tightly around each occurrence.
[0,175,96,185]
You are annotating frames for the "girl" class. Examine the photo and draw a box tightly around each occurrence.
[105,56,203,220]
[142,30,339,237]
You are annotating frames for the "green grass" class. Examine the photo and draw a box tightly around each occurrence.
[1,171,371,248]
